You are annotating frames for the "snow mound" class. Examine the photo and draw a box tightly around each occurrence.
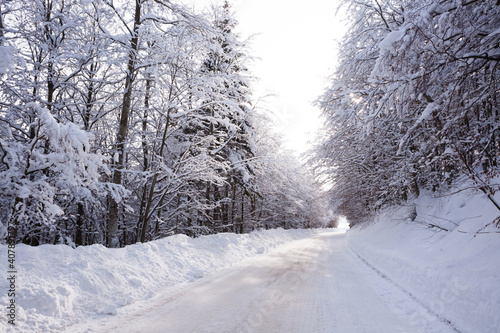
[0,228,322,332]
[347,189,500,333]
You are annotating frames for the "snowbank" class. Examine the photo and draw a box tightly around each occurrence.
[0,228,322,332]
[347,190,500,333]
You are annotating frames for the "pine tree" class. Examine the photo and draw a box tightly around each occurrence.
[188,1,257,233]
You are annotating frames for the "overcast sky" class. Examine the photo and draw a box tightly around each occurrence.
[190,0,348,155]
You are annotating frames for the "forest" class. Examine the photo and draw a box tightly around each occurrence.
[1,1,499,332]
[0,0,328,247]
[312,0,500,225]
[1,0,499,248]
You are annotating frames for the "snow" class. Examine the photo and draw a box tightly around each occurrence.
[418,102,438,122]
[485,27,500,40]
[347,189,500,333]
[0,228,321,332]
[371,29,406,79]
[398,102,440,154]
[420,9,432,25]
[2,189,499,332]
[378,30,404,53]
[0,46,12,74]
[63,229,456,333]
[443,146,455,156]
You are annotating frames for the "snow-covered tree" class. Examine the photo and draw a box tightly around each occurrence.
[315,0,500,224]
[0,0,120,244]
[0,0,326,247]
[0,103,112,245]
[96,0,218,246]
[174,1,257,234]
[252,114,328,230]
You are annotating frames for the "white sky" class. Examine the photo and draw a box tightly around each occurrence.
[189,0,348,155]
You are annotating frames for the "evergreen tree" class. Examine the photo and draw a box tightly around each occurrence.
[189,1,257,233]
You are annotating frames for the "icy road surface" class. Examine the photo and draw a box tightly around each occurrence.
[69,230,456,333]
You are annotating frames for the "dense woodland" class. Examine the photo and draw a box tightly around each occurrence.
[0,0,328,247]
[313,0,500,225]
[1,0,498,247]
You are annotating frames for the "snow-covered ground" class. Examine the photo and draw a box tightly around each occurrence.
[0,228,322,332]
[1,189,499,333]
[64,229,456,333]
[348,189,500,333]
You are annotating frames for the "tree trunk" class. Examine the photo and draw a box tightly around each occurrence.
[250,193,256,228]
[222,185,229,231]
[142,75,151,170]
[108,0,141,247]
[240,190,244,234]
[138,106,173,243]
[205,183,211,227]
[231,183,236,232]
[135,75,152,241]
[7,197,22,244]
[75,202,84,246]
[213,184,222,227]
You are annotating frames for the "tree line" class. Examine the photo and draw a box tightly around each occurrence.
[0,0,328,247]
[313,0,500,225]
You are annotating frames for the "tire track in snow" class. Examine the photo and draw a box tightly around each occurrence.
[346,237,462,333]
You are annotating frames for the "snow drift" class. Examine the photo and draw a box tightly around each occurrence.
[347,189,500,333]
[0,228,321,332]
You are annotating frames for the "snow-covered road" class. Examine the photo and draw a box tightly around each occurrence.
[68,230,457,333]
